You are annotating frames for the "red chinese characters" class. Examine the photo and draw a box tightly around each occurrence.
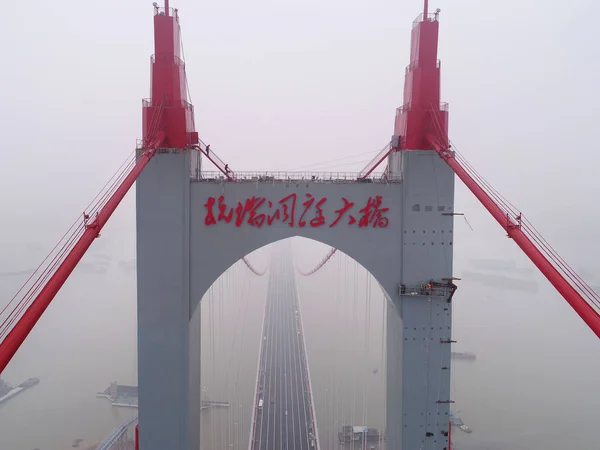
[203,194,389,228]
[329,197,354,227]
[359,195,389,228]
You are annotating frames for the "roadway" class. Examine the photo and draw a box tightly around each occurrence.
[250,248,316,450]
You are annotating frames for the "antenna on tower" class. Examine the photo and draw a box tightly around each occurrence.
[165,0,170,16]
[423,0,429,19]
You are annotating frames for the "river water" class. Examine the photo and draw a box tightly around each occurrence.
[0,235,599,450]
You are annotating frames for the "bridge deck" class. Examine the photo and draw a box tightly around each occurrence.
[250,249,317,450]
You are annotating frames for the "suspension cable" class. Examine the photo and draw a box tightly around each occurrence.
[296,248,337,276]
[428,109,600,334]
[242,256,267,276]
[0,103,166,372]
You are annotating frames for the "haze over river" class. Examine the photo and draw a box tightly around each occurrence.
[0,233,598,450]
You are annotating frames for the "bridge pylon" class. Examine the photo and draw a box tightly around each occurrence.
[136,3,200,450]
[385,2,454,449]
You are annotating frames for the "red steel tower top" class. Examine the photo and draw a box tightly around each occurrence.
[142,1,198,148]
[394,0,448,151]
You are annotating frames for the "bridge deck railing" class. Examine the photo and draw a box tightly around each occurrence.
[95,417,138,450]
[193,171,401,184]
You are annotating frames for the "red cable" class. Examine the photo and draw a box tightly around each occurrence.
[0,154,139,338]
[296,248,338,276]
[0,229,84,338]
[426,127,600,337]
[442,132,600,308]
[241,257,266,276]
[0,128,166,373]
[428,112,600,311]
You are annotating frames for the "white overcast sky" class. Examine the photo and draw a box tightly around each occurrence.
[0,0,599,273]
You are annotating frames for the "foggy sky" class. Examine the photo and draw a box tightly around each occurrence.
[1,0,599,381]
[1,0,599,257]
[0,0,599,448]
[2,0,599,358]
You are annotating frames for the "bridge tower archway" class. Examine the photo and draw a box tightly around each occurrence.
[136,148,455,450]
[199,236,394,450]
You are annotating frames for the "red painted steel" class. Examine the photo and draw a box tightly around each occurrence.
[193,144,236,181]
[359,0,447,178]
[428,134,600,338]
[0,2,189,373]
[0,132,165,373]
[143,4,236,179]
[359,143,393,179]
[0,1,238,374]
[394,5,447,151]
[143,4,196,148]
[384,0,600,339]
[135,424,139,450]
[361,0,600,343]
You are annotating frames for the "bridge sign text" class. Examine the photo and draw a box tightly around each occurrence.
[204,194,389,228]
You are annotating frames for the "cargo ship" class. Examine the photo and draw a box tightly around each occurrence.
[462,259,539,293]
[97,382,229,411]
[0,377,40,406]
[96,381,138,408]
[451,351,476,360]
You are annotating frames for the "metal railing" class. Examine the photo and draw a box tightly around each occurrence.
[154,6,179,20]
[150,53,185,67]
[396,101,449,116]
[396,102,411,115]
[412,12,439,27]
[190,141,237,181]
[192,171,401,184]
[404,59,442,74]
[142,98,193,110]
[95,417,138,450]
